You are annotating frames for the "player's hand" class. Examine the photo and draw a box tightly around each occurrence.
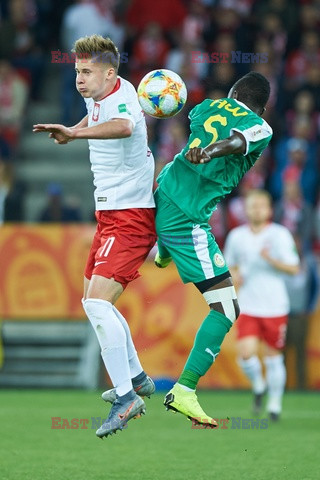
[33,124,74,144]
[260,247,273,264]
[185,147,211,164]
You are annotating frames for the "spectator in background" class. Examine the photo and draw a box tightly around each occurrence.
[39,183,82,223]
[298,3,320,35]
[166,39,208,84]
[274,169,314,252]
[285,90,319,140]
[313,195,320,253]
[156,119,188,167]
[0,142,25,222]
[300,63,320,111]
[285,239,319,389]
[0,60,28,149]
[270,137,319,205]
[209,201,228,249]
[61,0,124,51]
[257,12,287,70]
[129,23,170,86]
[126,0,187,35]
[253,0,298,41]
[0,154,10,224]
[0,0,45,100]
[181,0,207,45]
[209,62,236,98]
[207,87,227,100]
[285,30,320,91]
[227,149,270,231]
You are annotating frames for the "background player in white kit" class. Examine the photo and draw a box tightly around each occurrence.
[33,35,157,437]
[224,189,299,420]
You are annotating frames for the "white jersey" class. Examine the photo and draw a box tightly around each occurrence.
[84,77,155,211]
[224,223,299,317]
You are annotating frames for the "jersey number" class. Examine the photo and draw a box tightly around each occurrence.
[189,114,227,148]
[99,236,115,258]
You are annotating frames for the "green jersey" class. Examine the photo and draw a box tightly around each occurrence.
[157,97,273,223]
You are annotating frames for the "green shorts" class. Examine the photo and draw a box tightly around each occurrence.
[154,189,229,285]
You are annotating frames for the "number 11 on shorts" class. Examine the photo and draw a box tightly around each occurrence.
[99,236,115,258]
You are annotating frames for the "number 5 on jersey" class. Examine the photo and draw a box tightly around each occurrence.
[189,114,227,148]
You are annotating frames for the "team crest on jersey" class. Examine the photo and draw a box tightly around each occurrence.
[92,102,100,121]
[213,253,225,268]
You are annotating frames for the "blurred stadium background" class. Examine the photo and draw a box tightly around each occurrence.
[1,1,320,479]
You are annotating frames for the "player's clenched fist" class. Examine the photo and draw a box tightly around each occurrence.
[185,147,211,164]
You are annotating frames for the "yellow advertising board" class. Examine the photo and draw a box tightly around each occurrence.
[0,225,319,389]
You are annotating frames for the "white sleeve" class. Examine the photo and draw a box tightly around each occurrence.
[224,231,239,267]
[274,228,300,265]
[107,97,137,127]
[230,121,273,155]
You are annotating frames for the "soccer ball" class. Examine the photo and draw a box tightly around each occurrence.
[137,69,187,118]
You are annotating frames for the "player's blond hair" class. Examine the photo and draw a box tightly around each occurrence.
[73,35,120,71]
[245,189,273,205]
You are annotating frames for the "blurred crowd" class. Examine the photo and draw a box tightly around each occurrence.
[1,0,320,255]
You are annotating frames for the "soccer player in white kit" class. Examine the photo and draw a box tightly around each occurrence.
[33,35,157,437]
[224,189,299,420]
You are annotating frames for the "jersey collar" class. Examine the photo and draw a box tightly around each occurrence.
[97,77,121,102]
[234,99,252,112]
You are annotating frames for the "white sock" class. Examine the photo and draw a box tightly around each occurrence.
[112,306,144,379]
[264,354,286,414]
[82,298,132,396]
[238,355,266,394]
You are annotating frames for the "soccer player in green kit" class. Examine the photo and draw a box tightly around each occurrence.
[154,72,273,427]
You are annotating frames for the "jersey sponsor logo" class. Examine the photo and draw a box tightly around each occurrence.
[92,103,100,121]
[97,197,107,202]
[244,124,272,141]
[213,253,225,268]
[118,103,131,114]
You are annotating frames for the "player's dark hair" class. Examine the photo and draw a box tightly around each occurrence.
[233,72,270,110]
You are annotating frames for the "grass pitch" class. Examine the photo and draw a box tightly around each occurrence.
[1,390,319,480]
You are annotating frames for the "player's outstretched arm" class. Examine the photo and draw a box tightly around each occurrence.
[70,115,88,130]
[185,132,246,164]
[33,123,74,144]
[33,118,133,144]
[33,116,89,145]
[71,118,133,140]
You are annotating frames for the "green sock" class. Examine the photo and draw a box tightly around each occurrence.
[178,310,232,390]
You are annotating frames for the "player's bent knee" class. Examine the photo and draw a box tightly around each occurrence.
[204,285,239,323]
[238,339,258,360]
[239,352,255,361]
